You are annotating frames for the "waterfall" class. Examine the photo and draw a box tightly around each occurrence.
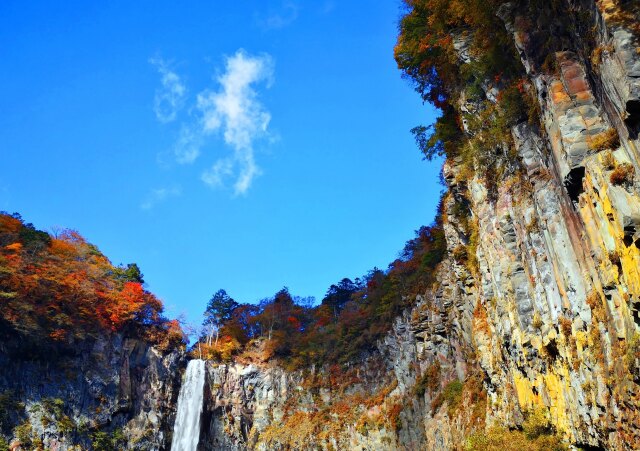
[171,359,206,451]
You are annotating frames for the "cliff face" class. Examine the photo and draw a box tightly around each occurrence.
[472,1,640,447]
[195,1,640,449]
[0,336,183,450]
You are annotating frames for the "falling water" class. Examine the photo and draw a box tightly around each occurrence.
[171,359,206,451]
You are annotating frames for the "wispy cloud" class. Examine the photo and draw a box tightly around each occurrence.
[141,185,182,210]
[150,57,186,123]
[201,158,234,189]
[151,50,274,197]
[173,125,202,164]
[197,50,273,195]
[256,1,299,30]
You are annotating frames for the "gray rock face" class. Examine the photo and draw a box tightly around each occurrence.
[0,336,183,450]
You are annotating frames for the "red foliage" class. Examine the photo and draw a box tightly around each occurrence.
[0,212,185,350]
[287,316,301,331]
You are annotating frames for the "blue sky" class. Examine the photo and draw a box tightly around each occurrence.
[0,0,441,325]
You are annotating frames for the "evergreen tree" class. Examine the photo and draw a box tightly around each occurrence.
[203,289,238,345]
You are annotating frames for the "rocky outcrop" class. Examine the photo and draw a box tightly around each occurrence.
[0,336,183,450]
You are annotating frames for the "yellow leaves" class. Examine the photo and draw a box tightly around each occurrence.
[4,242,22,252]
[196,336,242,362]
[586,128,620,152]
[50,238,77,257]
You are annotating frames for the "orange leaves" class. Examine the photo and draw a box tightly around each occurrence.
[4,243,22,252]
[50,238,77,257]
[196,335,241,361]
[0,215,21,234]
[120,281,145,306]
[164,319,183,337]
[49,329,67,341]
[58,229,86,245]
[101,282,147,330]
[0,212,181,350]
[1,243,23,272]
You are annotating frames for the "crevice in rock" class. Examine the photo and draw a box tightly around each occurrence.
[564,166,586,204]
[544,339,560,362]
[574,444,606,451]
[623,225,636,247]
[624,99,640,136]
[632,307,640,329]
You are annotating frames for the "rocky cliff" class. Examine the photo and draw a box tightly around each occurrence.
[192,1,640,450]
[0,335,183,450]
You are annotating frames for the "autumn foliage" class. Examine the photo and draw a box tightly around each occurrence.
[394,0,521,107]
[0,212,185,352]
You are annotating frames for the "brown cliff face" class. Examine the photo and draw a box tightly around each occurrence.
[196,1,640,450]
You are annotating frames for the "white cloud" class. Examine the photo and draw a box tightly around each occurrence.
[150,57,186,123]
[197,50,273,195]
[173,125,202,164]
[151,50,274,196]
[201,158,234,188]
[141,185,182,210]
[257,1,299,30]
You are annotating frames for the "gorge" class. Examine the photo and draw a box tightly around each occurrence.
[2,0,640,450]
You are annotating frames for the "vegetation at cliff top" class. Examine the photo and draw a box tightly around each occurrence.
[395,0,522,107]
[395,0,535,178]
[193,201,447,368]
[0,212,186,353]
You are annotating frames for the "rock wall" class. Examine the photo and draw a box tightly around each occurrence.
[476,1,640,448]
[197,1,640,449]
[0,336,183,450]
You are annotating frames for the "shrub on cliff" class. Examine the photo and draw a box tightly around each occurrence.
[432,379,463,415]
[610,163,635,186]
[414,361,441,397]
[91,429,126,451]
[464,426,566,451]
[411,107,461,161]
[588,128,620,152]
[464,407,566,451]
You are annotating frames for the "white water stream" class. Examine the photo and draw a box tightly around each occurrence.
[171,359,206,451]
